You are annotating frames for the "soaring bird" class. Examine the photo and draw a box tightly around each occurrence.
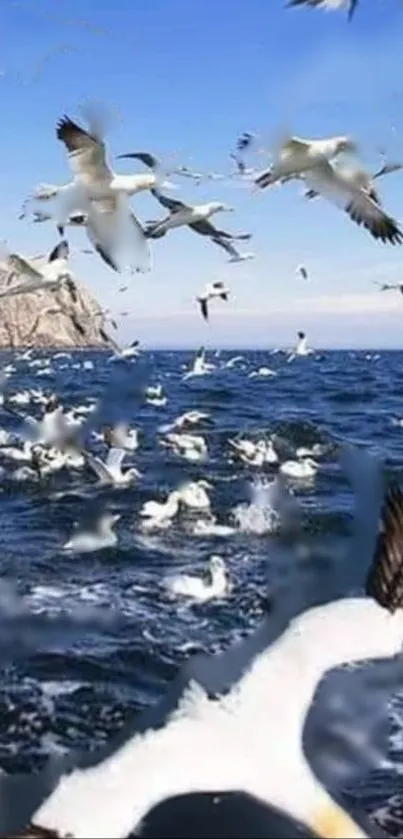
[54,114,152,273]
[196,281,230,321]
[146,190,251,257]
[287,0,358,20]
[0,240,73,298]
[255,135,357,190]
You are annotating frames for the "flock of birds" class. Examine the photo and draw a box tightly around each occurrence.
[2,2,403,839]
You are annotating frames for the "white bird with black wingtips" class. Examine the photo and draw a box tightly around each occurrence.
[33,111,153,274]
[20,446,403,839]
[196,281,230,321]
[0,241,74,299]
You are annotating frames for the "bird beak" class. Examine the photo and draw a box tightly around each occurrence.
[311,802,368,838]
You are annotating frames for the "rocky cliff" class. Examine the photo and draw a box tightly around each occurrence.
[0,257,117,349]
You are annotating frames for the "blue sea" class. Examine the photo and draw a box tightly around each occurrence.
[1,347,403,836]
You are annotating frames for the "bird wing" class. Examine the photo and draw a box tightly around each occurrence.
[189,218,219,237]
[105,446,126,472]
[85,451,112,482]
[150,189,187,213]
[118,151,160,170]
[7,254,43,281]
[64,278,78,303]
[86,194,151,273]
[210,237,238,258]
[198,298,209,321]
[304,160,403,244]
[373,162,403,180]
[366,485,403,611]
[281,136,310,155]
[0,279,47,298]
[56,115,112,187]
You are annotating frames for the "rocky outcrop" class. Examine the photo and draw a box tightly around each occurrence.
[0,258,117,349]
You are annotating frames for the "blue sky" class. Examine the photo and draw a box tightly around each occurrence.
[1,0,403,348]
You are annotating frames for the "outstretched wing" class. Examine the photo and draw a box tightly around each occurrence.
[150,189,187,213]
[304,160,403,244]
[366,485,403,611]
[56,115,112,186]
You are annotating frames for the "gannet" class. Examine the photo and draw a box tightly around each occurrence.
[85,447,141,487]
[145,384,167,407]
[297,264,308,280]
[9,447,402,839]
[302,158,402,243]
[53,113,152,273]
[146,189,245,248]
[165,556,228,602]
[183,347,215,378]
[63,513,120,553]
[287,331,314,362]
[140,490,182,525]
[108,340,140,362]
[0,241,72,299]
[255,134,357,189]
[162,410,211,433]
[287,0,358,19]
[375,282,403,295]
[163,432,208,462]
[177,480,213,511]
[279,457,319,480]
[197,281,230,321]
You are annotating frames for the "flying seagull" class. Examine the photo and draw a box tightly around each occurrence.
[255,135,357,190]
[196,281,230,321]
[287,0,358,20]
[0,240,74,298]
[55,114,152,273]
[296,264,308,280]
[11,450,403,839]
[230,132,255,174]
[146,190,251,256]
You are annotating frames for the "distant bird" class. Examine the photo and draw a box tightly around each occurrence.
[296,264,308,280]
[196,281,230,321]
[146,190,250,253]
[375,282,403,295]
[0,240,73,298]
[287,0,358,20]
[255,135,357,190]
[230,131,255,174]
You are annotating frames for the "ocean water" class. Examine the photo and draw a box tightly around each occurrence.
[1,347,403,835]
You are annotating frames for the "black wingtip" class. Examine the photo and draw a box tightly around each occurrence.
[48,240,69,262]
[366,484,403,611]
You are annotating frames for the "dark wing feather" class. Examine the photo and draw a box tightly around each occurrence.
[48,240,69,263]
[56,116,97,151]
[189,219,218,237]
[366,485,403,611]
[198,298,209,321]
[117,152,159,170]
[150,189,186,213]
